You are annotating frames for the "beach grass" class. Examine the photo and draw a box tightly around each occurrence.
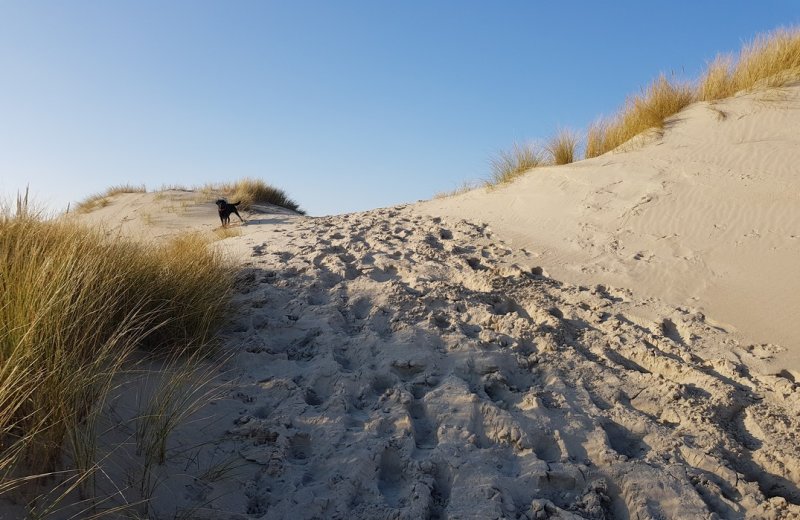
[209,178,305,214]
[478,26,800,183]
[488,142,547,185]
[74,184,146,213]
[699,27,800,102]
[584,75,695,159]
[546,129,579,165]
[586,27,800,159]
[0,193,234,505]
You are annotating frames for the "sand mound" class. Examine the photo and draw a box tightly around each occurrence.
[68,189,299,242]
[419,85,800,375]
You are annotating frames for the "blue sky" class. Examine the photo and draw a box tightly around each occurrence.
[1,2,798,216]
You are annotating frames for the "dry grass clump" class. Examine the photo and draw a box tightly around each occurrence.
[584,75,695,159]
[74,184,147,213]
[546,129,579,165]
[434,181,482,199]
[699,27,800,101]
[212,178,304,214]
[587,27,800,158]
[0,195,233,501]
[488,142,547,185]
[697,54,736,102]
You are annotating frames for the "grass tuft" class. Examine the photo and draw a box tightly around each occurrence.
[697,54,736,102]
[584,75,695,159]
[699,27,800,101]
[210,178,305,214]
[587,27,800,159]
[434,181,482,199]
[546,129,579,165]
[488,142,547,185]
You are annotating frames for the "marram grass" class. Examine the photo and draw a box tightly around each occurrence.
[0,197,234,496]
[481,26,800,186]
[488,142,547,185]
[208,177,305,214]
[586,26,800,159]
[74,184,146,213]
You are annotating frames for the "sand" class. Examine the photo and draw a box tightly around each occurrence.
[4,86,800,518]
[418,85,800,376]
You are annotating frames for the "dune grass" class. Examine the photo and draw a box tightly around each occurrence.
[546,129,579,165]
[209,178,305,214]
[0,193,234,508]
[586,27,800,159]
[434,180,483,199]
[699,27,800,101]
[584,75,695,159]
[484,132,579,188]
[478,26,800,186]
[74,184,146,214]
[488,142,547,185]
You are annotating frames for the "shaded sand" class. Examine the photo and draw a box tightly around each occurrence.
[3,187,794,519]
[418,85,800,375]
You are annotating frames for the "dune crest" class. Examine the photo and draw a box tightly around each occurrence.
[421,85,800,375]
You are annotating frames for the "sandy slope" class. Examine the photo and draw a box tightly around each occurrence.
[5,188,791,519]
[206,207,799,519]
[7,86,799,518]
[418,86,800,375]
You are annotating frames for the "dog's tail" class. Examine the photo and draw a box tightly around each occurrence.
[232,201,241,206]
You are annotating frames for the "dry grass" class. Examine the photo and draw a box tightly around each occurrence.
[584,75,695,159]
[586,27,800,159]
[697,54,736,102]
[0,193,234,512]
[434,181,482,199]
[546,129,579,165]
[488,142,547,185]
[213,226,242,240]
[699,27,800,101]
[210,178,304,214]
[74,184,146,214]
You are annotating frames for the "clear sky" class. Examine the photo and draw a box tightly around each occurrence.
[1,2,798,216]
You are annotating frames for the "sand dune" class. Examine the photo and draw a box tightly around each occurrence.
[8,85,798,518]
[420,85,800,376]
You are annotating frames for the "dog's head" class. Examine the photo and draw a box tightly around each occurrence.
[215,199,227,209]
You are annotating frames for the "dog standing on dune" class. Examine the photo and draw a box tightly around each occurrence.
[215,199,245,226]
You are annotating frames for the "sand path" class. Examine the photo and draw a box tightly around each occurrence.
[130,205,800,519]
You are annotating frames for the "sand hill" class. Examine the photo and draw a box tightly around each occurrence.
[420,85,800,376]
[8,85,798,519]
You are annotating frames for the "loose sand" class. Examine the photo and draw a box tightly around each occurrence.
[5,85,799,519]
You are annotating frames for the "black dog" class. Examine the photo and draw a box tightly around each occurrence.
[215,199,245,226]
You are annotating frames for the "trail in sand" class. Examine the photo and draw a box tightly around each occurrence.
[187,206,800,519]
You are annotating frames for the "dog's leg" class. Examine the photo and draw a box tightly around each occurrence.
[233,209,245,223]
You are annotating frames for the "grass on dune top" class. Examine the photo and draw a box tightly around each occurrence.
[583,26,800,160]
[0,197,234,481]
[74,178,305,216]
[476,26,800,190]
[209,178,305,214]
[74,184,146,213]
